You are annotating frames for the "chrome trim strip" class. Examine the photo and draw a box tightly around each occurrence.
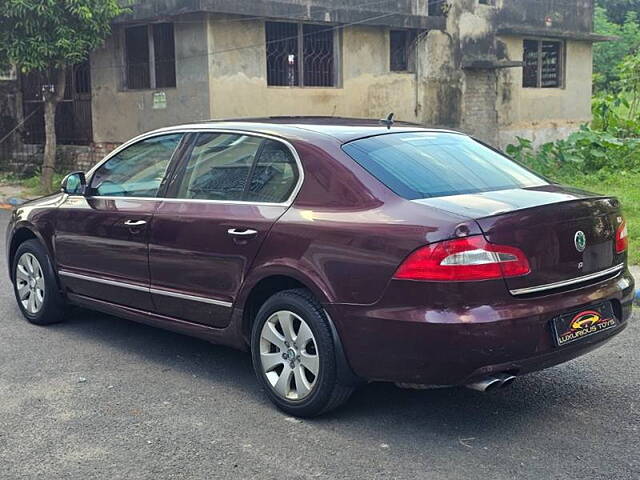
[84,128,305,208]
[58,270,149,292]
[509,263,625,296]
[85,196,290,207]
[58,270,233,308]
[149,288,232,308]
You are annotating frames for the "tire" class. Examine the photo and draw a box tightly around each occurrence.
[12,239,66,325]
[251,289,354,417]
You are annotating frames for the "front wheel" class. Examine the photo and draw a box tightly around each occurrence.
[13,239,65,325]
[251,289,353,417]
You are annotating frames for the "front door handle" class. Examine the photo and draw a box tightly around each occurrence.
[227,228,258,237]
[124,220,147,227]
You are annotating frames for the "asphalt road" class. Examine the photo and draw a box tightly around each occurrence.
[0,209,638,480]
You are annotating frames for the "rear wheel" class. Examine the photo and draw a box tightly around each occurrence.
[251,289,353,417]
[13,239,65,325]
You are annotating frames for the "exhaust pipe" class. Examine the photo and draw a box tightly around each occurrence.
[466,376,504,392]
[497,374,516,388]
[466,374,517,392]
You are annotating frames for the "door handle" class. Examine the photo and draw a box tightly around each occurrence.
[227,228,258,237]
[124,220,147,227]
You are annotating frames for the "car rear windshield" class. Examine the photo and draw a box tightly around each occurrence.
[342,132,548,200]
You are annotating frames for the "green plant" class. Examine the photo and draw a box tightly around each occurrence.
[0,0,127,193]
[593,8,640,93]
[597,0,640,24]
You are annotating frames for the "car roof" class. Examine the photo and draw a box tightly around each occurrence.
[148,117,463,144]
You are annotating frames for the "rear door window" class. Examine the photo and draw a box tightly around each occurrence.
[245,139,299,203]
[174,133,262,201]
[342,133,548,200]
[170,133,300,203]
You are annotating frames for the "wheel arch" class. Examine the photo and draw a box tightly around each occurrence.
[8,225,41,281]
[237,268,361,386]
[8,222,60,290]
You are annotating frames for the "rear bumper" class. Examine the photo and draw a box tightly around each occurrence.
[328,270,635,385]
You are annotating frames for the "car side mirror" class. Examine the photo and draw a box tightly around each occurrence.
[61,171,87,195]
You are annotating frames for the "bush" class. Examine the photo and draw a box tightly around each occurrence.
[506,128,640,178]
[507,73,640,178]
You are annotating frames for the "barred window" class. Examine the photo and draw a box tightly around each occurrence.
[125,23,176,90]
[266,21,338,87]
[390,30,416,72]
[523,39,563,88]
[428,0,443,16]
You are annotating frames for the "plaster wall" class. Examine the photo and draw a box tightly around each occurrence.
[207,16,420,123]
[91,14,212,143]
[497,35,593,148]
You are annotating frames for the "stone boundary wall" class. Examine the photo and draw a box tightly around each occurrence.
[0,142,121,176]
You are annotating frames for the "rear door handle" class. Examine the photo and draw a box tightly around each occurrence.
[227,228,258,237]
[124,220,147,227]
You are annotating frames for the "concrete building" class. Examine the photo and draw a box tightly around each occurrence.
[0,0,608,172]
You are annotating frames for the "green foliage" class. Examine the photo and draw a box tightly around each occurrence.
[596,0,640,25]
[593,7,640,92]
[0,0,127,73]
[508,127,640,176]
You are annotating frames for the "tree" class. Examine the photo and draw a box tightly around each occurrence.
[597,0,640,24]
[0,1,126,192]
[594,7,640,92]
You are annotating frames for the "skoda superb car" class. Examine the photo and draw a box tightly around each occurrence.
[6,118,634,417]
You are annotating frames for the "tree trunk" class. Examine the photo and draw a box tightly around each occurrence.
[41,68,66,193]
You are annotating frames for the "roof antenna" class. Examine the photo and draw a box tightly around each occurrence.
[379,112,395,129]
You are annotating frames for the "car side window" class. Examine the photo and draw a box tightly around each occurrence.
[90,133,183,197]
[175,133,263,201]
[245,139,299,203]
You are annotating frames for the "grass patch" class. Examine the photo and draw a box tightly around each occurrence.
[0,172,66,197]
[21,173,66,197]
[552,171,640,265]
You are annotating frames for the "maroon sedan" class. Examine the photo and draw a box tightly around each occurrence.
[6,118,634,416]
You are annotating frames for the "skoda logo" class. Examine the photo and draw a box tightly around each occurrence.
[574,231,586,252]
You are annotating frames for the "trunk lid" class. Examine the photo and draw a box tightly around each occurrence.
[414,185,625,294]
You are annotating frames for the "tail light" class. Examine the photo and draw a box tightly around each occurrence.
[616,219,628,254]
[393,236,530,282]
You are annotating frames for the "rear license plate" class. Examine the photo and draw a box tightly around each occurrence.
[552,302,617,347]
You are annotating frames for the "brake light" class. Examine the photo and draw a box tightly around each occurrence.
[393,236,530,281]
[616,220,628,254]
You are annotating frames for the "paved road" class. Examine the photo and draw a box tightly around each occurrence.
[0,209,638,480]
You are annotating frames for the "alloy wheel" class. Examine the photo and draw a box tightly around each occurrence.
[259,310,320,401]
[15,253,45,315]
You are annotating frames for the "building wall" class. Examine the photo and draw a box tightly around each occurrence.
[87,10,595,151]
[207,15,420,123]
[497,36,593,148]
[462,70,499,145]
[90,14,212,143]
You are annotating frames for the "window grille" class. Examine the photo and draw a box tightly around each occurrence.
[125,23,176,90]
[428,0,443,16]
[523,39,563,88]
[20,62,93,145]
[390,30,416,72]
[266,22,299,87]
[125,26,150,89]
[266,22,337,87]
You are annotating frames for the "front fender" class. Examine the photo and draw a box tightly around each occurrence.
[6,194,64,281]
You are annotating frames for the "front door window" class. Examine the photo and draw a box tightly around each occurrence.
[90,133,183,197]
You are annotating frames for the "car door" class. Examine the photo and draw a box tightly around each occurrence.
[55,132,185,310]
[148,131,301,327]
